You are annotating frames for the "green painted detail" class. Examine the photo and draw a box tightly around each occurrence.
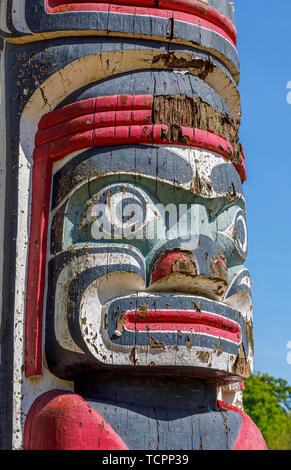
[62,174,246,275]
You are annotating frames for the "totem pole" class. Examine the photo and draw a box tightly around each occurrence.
[0,0,267,450]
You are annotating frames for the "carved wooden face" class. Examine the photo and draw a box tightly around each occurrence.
[43,74,253,381]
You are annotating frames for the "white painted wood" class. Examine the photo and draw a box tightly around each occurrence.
[0,2,9,33]
[11,0,31,34]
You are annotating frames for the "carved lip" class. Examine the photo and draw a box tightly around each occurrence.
[121,309,241,344]
[107,294,248,354]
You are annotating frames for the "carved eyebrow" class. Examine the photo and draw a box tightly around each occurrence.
[51,145,194,209]
[52,145,245,210]
[211,163,243,195]
[205,195,246,221]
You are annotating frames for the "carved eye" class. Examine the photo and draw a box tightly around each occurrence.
[216,206,248,263]
[233,210,248,259]
[85,184,157,239]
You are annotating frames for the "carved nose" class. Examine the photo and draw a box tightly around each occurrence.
[149,236,228,300]
[151,252,198,284]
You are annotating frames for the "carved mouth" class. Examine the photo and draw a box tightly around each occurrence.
[122,309,241,344]
[51,247,251,376]
[106,294,248,355]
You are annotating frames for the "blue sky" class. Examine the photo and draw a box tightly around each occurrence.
[235,1,291,383]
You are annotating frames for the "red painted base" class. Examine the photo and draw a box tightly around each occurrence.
[24,390,128,450]
[218,401,268,451]
[24,390,267,450]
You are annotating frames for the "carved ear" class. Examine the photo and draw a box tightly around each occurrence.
[24,390,128,450]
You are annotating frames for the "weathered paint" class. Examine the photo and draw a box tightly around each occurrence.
[24,390,128,450]
[2,1,239,83]
[0,0,266,450]
[218,401,267,450]
[25,83,245,377]
[0,39,6,344]
[0,35,12,450]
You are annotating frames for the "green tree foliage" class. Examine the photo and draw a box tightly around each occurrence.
[243,372,291,450]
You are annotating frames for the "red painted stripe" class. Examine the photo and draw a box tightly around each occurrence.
[159,0,236,45]
[24,390,129,450]
[38,95,153,130]
[25,158,53,377]
[39,98,96,130]
[46,0,237,48]
[34,123,245,182]
[36,95,245,181]
[218,401,267,450]
[124,309,241,343]
[36,109,153,146]
[173,11,234,46]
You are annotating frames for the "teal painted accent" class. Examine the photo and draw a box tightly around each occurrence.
[227,265,250,285]
[63,175,246,272]
[216,204,248,266]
